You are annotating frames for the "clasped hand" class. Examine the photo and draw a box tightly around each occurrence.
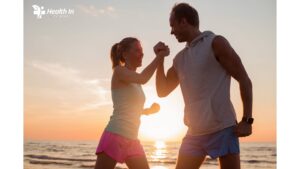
[154,41,170,57]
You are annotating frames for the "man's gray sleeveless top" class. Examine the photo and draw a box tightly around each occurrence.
[105,83,145,140]
[173,31,237,136]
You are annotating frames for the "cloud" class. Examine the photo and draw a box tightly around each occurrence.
[76,4,116,17]
[29,61,112,113]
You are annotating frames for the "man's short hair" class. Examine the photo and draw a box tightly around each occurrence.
[171,3,199,28]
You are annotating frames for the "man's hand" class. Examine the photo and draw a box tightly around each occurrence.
[154,42,170,57]
[234,121,252,137]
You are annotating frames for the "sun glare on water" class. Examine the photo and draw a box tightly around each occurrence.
[151,141,167,162]
[151,166,169,169]
[155,140,166,149]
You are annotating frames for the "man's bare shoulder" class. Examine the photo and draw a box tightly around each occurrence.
[212,35,229,48]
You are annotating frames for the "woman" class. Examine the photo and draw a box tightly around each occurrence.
[94,37,169,169]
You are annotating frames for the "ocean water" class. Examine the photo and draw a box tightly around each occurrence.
[24,140,276,169]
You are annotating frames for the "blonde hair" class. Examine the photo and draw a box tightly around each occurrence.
[110,37,138,68]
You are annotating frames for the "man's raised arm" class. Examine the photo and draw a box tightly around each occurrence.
[156,58,179,97]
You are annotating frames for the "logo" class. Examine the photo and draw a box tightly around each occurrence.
[32,5,46,19]
[32,4,75,19]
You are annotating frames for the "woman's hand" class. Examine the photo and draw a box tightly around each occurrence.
[150,103,160,114]
[142,103,160,115]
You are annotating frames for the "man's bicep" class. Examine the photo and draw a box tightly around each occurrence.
[213,36,249,81]
[166,66,179,92]
[222,49,248,81]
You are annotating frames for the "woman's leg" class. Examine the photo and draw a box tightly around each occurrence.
[125,155,150,169]
[94,152,117,169]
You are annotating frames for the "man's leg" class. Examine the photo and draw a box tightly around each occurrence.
[219,153,240,169]
[175,152,206,169]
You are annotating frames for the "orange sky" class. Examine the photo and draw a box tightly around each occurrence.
[25,84,276,142]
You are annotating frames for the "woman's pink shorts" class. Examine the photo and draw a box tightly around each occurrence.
[95,131,146,163]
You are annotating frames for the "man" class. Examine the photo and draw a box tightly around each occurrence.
[154,3,253,169]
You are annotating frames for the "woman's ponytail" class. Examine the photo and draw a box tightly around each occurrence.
[110,43,120,68]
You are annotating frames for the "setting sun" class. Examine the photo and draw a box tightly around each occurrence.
[140,112,185,140]
[139,92,187,141]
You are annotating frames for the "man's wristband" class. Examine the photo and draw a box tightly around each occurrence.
[242,117,254,124]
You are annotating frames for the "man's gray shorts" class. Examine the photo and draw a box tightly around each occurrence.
[179,126,240,159]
